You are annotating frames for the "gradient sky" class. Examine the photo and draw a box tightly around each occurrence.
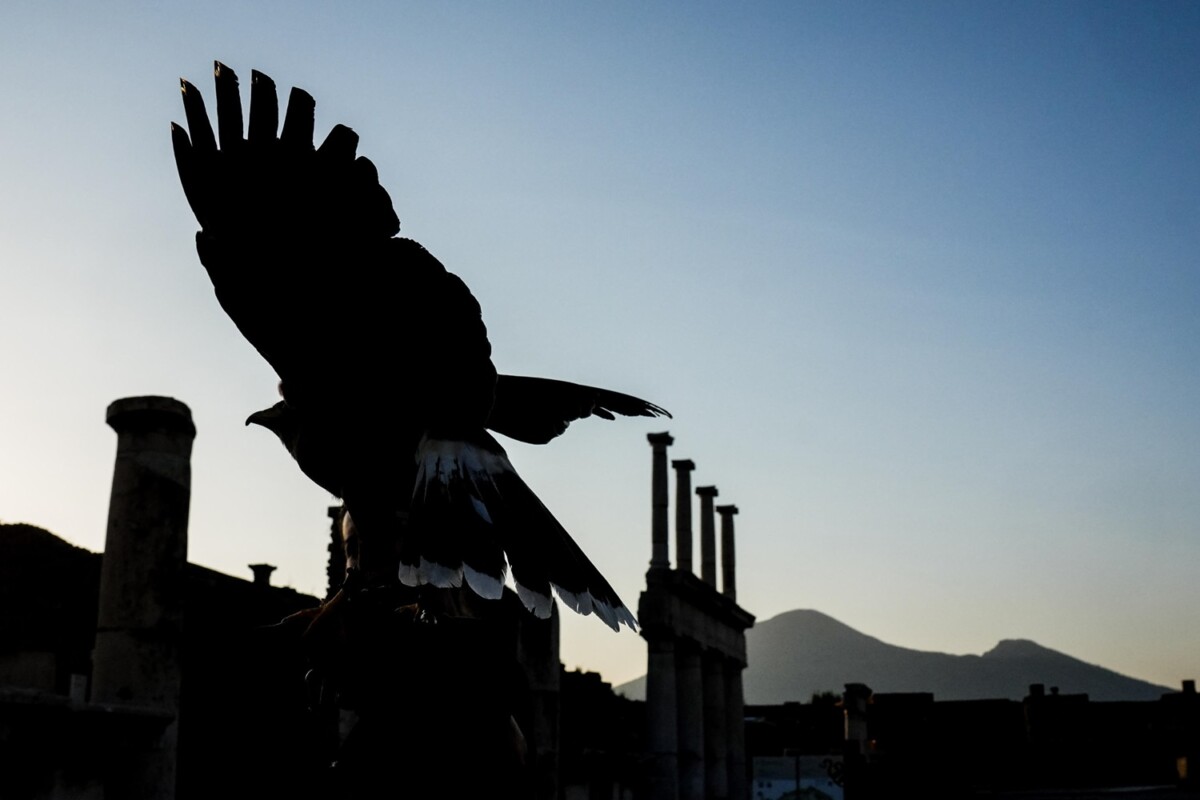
[2,1,1197,691]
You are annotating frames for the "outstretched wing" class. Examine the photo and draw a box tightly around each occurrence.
[172,64,398,388]
[488,375,671,444]
[171,63,495,424]
[176,64,654,632]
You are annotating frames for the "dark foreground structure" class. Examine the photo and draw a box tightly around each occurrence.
[0,396,570,800]
[0,397,323,799]
[3,400,1197,799]
[746,679,1199,799]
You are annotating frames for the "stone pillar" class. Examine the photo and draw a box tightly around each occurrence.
[724,661,748,800]
[672,460,695,574]
[516,603,561,800]
[248,563,276,586]
[327,505,346,599]
[646,635,680,800]
[676,641,705,800]
[843,683,871,755]
[93,396,195,800]
[703,652,729,800]
[842,683,872,798]
[648,433,674,569]
[696,486,719,586]
[716,505,738,601]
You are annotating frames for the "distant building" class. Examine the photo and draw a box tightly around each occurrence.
[0,397,329,799]
[742,682,1200,799]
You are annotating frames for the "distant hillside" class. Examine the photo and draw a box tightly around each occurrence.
[0,522,101,665]
[616,609,1173,703]
[0,522,319,662]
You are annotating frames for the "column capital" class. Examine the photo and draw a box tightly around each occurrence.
[716,504,738,516]
[695,485,719,498]
[106,395,195,439]
[248,563,276,586]
[671,458,695,471]
[647,431,675,446]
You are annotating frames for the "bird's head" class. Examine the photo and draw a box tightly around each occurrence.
[245,401,299,442]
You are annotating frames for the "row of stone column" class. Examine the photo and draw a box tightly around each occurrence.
[647,637,748,800]
[647,433,739,600]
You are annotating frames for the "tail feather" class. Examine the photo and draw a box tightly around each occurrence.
[487,467,637,631]
[403,439,507,598]
[406,433,637,631]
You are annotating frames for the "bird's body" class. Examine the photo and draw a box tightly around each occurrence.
[172,63,666,631]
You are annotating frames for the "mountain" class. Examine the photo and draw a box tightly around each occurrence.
[615,609,1173,703]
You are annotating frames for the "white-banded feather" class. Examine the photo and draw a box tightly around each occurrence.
[515,582,554,619]
[464,563,505,600]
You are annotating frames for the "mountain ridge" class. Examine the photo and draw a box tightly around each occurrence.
[615,608,1173,703]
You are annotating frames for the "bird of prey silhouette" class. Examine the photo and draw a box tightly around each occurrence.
[171,63,667,631]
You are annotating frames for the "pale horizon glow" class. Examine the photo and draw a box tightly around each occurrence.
[1,1,1198,692]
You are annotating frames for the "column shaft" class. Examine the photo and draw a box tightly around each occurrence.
[672,460,695,574]
[648,433,674,569]
[676,643,705,800]
[716,505,738,600]
[647,636,680,800]
[724,662,748,800]
[696,486,719,586]
[93,396,195,800]
[703,652,729,800]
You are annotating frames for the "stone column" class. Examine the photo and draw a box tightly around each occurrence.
[676,641,705,800]
[672,460,695,574]
[648,433,674,569]
[724,660,748,800]
[327,505,346,599]
[702,652,729,799]
[516,603,561,800]
[842,683,872,798]
[696,486,719,587]
[248,563,276,586]
[716,505,738,601]
[646,635,680,800]
[843,683,872,755]
[93,396,195,800]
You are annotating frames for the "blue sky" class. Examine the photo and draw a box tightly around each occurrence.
[1,1,1197,690]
